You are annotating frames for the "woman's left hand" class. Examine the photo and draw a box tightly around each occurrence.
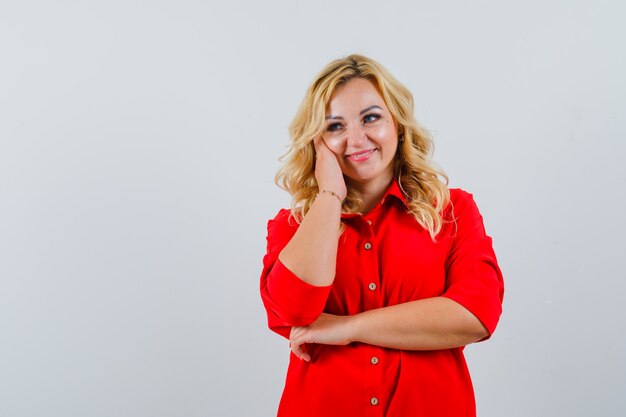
[289,313,355,362]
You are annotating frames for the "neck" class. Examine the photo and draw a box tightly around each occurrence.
[348,172,394,214]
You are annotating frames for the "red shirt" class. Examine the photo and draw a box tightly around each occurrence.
[260,181,504,417]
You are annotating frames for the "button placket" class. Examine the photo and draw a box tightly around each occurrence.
[361,218,380,312]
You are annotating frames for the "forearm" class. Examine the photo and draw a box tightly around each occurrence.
[278,193,342,286]
[350,297,489,350]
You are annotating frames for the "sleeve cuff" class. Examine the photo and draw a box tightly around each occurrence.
[264,259,333,327]
[442,254,504,338]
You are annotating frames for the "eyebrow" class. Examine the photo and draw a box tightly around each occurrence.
[360,105,383,115]
[325,105,384,120]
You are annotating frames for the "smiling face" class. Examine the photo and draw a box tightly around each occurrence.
[321,77,399,192]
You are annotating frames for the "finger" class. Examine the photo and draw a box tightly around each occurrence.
[313,137,322,159]
[290,326,304,341]
[289,331,304,347]
[290,341,302,359]
[290,341,311,362]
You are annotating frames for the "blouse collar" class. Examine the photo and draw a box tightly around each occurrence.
[340,179,409,219]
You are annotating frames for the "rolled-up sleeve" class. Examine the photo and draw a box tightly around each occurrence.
[260,209,332,339]
[442,191,504,339]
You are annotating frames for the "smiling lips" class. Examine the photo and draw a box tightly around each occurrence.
[346,148,377,162]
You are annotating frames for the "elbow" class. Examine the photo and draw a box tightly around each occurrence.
[451,324,489,348]
[455,309,491,344]
[471,324,490,343]
[446,298,492,344]
[462,318,490,344]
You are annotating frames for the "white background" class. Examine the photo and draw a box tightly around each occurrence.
[1,1,624,416]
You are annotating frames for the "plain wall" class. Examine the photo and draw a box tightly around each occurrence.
[1,1,624,416]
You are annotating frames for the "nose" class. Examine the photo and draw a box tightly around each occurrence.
[346,123,367,147]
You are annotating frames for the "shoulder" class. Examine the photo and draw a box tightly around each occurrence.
[268,208,296,225]
[446,188,483,221]
[267,208,299,236]
[449,188,475,205]
[265,208,300,253]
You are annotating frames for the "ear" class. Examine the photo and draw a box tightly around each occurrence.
[396,122,404,142]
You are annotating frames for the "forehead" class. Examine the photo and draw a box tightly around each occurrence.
[327,78,386,113]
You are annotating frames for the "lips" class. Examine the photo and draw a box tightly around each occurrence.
[346,148,377,162]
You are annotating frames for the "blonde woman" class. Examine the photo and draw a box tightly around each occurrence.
[260,54,504,417]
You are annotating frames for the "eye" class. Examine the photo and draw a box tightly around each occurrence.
[326,122,344,132]
[363,113,381,124]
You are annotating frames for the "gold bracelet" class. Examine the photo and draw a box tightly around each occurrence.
[318,189,344,204]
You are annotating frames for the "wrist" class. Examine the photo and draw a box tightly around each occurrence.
[317,189,345,204]
[345,313,362,344]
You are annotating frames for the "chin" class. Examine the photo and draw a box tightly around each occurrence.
[346,173,382,184]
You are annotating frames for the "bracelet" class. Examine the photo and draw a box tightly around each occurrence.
[318,189,344,204]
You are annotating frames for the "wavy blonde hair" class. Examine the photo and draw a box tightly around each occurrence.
[276,54,450,239]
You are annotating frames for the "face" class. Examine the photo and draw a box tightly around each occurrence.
[321,78,398,190]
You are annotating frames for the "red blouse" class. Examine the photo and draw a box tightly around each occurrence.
[260,181,504,417]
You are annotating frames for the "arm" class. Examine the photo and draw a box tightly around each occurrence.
[278,137,346,286]
[260,138,346,337]
[278,192,342,286]
[350,297,488,349]
[289,298,487,361]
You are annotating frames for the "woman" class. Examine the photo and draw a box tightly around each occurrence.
[260,54,504,417]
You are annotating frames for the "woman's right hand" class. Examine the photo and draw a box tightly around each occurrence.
[314,137,347,200]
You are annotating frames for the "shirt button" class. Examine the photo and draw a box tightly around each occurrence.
[370,356,379,365]
[364,242,372,250]
[370,397,379,406]
[368,282,377,291]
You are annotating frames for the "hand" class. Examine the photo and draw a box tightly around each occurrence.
[289,313,355,362]
[313,137,347,201]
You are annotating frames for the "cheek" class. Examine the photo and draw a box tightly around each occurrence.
[323,135,345,154]
[367,124,396,145]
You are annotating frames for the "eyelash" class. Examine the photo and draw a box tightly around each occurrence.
[326,113,382,132]
[363,113,381,123]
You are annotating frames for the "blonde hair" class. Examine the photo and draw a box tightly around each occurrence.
[275,54,450,239]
